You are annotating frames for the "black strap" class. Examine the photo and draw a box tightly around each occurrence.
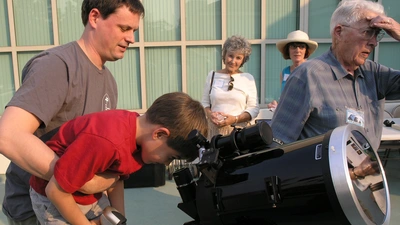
[209,71,215,94]
[39,126,61,142]
[208,71,215,108]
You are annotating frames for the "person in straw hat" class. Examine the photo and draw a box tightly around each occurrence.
[267,30,318,109]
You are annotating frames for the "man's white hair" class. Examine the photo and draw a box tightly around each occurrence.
[330,0,385,35]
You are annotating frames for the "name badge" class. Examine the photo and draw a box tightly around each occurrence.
[283,73,290,81]
[214,79,224,88]
[346,108,365,128]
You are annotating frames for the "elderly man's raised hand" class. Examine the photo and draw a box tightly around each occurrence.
[368,15,400,41]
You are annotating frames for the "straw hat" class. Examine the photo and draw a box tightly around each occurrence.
[276,30,318,59]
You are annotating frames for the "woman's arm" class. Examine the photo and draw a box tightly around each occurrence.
[234,112,252,124]
[204,107,212,118]
[201,71,214,108]
[244,74,260,120]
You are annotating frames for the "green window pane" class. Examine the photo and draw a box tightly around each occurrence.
[0,0,10,47]
[106,48,141,110]
[226,0,261,39]
[145,47,182,106]
[56,0,139,44]
[378,43,400,70]
[0,53,14,115]
[13,0,53,46]
[143,0,181,42]
[134,29,139,43]
[310,43,331,60]
[383,0,400,22]
[57,0,139,44]
[242,44,261,103]
[265,44,290,103]
[17,52,41,85]
[308,0,339,39]
[185,0,221,41]
[266,0,297,39]
[57,0,83,44]
[186,46,221,101]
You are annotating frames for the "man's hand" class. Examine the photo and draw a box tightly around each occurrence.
[368,15,400,41]
[90,219,101,225]
[357,157,379,177]
[79,173,120,194]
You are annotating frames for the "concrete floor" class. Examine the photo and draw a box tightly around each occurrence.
[0,151,399,225]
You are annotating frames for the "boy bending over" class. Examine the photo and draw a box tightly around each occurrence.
[29,92,208,225]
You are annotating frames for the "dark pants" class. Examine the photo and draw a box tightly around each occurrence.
[7,215,39,225]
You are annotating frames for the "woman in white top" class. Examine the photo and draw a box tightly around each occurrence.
[201,35,259,140]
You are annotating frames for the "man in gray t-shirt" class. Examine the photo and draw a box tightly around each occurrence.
[0,1,144,224]
[3,41,118,224]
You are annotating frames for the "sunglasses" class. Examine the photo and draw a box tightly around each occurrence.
[289,42,307,50]
[228,76,234,91]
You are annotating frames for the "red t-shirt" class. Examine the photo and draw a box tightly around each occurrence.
[30,110,143,205]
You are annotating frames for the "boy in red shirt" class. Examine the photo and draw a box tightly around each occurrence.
[29,92,208,225]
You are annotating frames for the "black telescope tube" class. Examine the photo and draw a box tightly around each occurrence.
[173,168,197,203]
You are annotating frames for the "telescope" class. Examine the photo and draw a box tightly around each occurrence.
[173,121,390,225]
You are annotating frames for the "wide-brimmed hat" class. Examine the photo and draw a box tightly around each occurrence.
[276,30,318,59]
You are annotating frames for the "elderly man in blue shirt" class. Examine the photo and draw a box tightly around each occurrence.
[271,0,400,152]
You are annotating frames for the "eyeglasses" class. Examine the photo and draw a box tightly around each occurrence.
[289,42,307,50]
[228,76,234,91]
[341,25,385,42]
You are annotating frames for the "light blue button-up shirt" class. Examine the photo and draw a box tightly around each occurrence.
[271,48,400,150]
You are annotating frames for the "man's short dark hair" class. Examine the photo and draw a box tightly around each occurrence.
[81,0,145,26]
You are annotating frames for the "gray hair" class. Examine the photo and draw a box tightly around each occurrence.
[330,0,385,35]
[222,35,252,67]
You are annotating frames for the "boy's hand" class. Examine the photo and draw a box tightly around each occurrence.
[79,173,120,194]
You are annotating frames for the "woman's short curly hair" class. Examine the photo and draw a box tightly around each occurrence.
[222,35,252,67]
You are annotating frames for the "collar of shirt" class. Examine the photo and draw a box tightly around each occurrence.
[327,48,365,81]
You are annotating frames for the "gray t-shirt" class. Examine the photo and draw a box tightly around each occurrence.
[2,41,118,220]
